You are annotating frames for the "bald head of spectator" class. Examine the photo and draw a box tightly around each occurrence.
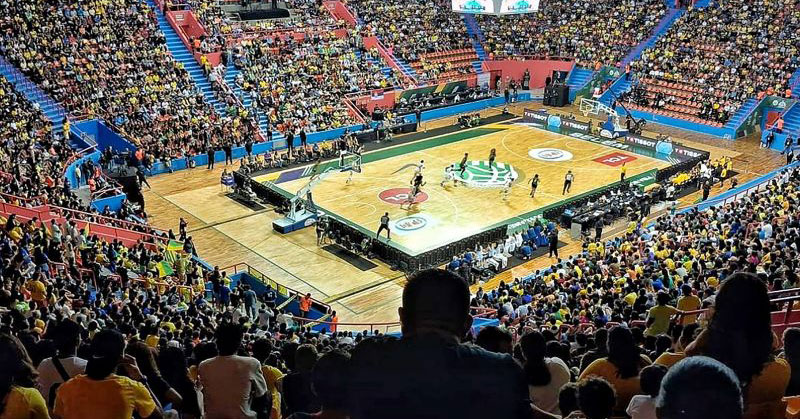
[399,269,471,338]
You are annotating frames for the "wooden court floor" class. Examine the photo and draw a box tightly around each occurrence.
[141,103,785,326]
[271,124,669,255]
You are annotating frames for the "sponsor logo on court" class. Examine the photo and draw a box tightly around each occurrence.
[378,188,428,205]
[390,213,437,236]
[547,115,562,128]
[528,148,574,162]
[456,161,518,188]
[630,173,657,190]
[594,152,637,167]
[393,216,428,232]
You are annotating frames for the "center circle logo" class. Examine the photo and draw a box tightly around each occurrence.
[379,188,428,205]
[528,148,574,162]
[394,216,428,232]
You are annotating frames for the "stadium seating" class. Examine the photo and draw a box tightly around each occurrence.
[3,0,800,418]
[476,0,667,67]
[625,0,800,123]
[347,0,476,81]
[230,31,397,133]
[167,0,345,38]
[0,0,253,164]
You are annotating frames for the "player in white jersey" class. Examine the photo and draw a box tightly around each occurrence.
[441,165,458,187]
[501,176,513,200]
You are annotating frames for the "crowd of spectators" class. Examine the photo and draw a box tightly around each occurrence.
[0,75,68,205]
[476,0,666,67]
[0,75,160,235]
[347,0,474,72]
[169,0,345,44]
[627,0,800,124]
[2,250,798,418]
[3,0,800,417]
[231,30,398,133]
[467,165,800,415]
[0,0,257,169]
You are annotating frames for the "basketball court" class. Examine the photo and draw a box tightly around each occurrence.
[258,122,671,255]
[140,103,779,324]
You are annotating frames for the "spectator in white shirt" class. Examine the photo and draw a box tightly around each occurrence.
[491,243,508,269]
[520,331,571,415]
[198,323,270,419]
[37,320,87,410]
[627,364,667,419]
[504,236,516,256]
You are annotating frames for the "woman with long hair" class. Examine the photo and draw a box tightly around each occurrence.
[0,333,48,419]
[157,347,200,419]
[519,331,570,415]
[580,326,651,413]
[53,329,162,419]
[782,328,800,396]
[125,342,183,409]
[686,272,789,418]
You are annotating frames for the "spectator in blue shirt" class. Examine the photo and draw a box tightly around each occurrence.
[520,243,533,259]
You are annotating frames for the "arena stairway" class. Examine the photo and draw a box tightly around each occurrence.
[149,0,226,115]
[223,63,284,142]
[356,50,393,79]
[789,68,800,98]
[781,102,800,138]
[620,7,684,69]
[723,98,760,131]
[598,77,633,107]
[0,54,69,138]
[566,67,594,92]
[392,57,422,81]
[462,14,487,73]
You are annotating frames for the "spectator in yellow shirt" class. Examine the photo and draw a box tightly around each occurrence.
[27,278,47,309]
[645,291,678,337]
[0,334,49,419]
[676,285,701,325]
[253,339,284,419]
[581,326,651,413]
[54,329,161,419]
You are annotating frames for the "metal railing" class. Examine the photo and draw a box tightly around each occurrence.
[680,161,799,213]
[285,306,498,334]
[222,262,332,313]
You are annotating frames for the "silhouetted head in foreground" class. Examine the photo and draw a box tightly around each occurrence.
[399,269,471,339]
[656,356,742,419]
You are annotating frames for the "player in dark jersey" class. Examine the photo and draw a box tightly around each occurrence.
[530,174,540,198]
[459,153,469,177]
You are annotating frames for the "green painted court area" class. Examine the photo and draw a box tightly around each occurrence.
[299,128,504,179]
[449,160,519,187]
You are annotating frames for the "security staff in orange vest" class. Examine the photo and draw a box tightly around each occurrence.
[777,116,785,134]
[330,311,339,333]
[299,293,312,321]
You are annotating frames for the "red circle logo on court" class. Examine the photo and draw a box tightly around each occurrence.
[379,188,428,204]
